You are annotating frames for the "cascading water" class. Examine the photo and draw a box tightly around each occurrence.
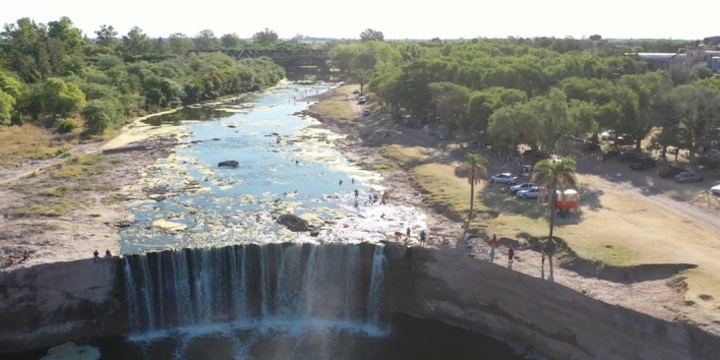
[122,243,387,333]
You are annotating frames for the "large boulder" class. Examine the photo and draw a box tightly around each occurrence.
[218,160,239,168]
[277,214,309,232]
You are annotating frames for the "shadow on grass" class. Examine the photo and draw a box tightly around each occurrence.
[478,187,546,220]
[518,233,697,284]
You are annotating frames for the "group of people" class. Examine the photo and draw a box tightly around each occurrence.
[394,227,428,247]
[93,249,113,263]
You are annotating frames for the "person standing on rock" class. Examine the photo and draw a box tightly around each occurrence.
[508,246,515,269]
[406,227,411,239]
[420,230,427,247]
[93,250,99,263]
[490,234,498,263]
[354,189,359,198]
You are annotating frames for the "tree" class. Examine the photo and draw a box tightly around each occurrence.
[167,33,195,55]
[252,28,278,45]
[95,24,118,48]
[0,90,15,125]
[360,28,384,42]
[81,99,120,135]
[39,77,87,119]
[220,33,241,48]
[531,157,577,282]
[428,81,470,136]
[194,29,219,51]
[121,26,151,56]
[463,153,487,236]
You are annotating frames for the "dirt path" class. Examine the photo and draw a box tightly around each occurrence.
[309,86,720,334]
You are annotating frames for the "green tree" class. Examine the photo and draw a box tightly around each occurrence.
[428,81,470,136]
[0,17,48,82]
[39,77,87,119]
[220,33,241,48]
[0,90,15,125]
[531,156,577,282]
[94,24,118,48]
[360,28,384,42]
[463,153,487,235]
[81,99,121,135]
[167,33,195,55]
[121,26,152,56]
[194,29,219,51]
[252,28,278,45]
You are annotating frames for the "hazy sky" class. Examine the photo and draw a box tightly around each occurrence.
[1,0,717,41]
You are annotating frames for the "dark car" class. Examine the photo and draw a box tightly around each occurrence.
[629,157,657,170]
[658,166,688,178]
[614,134,634,146]
[617,151,641,163]
[604,150,620,159]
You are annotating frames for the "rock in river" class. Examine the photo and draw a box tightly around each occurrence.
[218,160,239,168]
[277,214,309,232]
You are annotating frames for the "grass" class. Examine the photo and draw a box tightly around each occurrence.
[51,153,107,178]
[308,84,358,122]
[102,194,127,205]
[0,125,66,166]
[39,185,73,197]
[371,163,394,171]
[380,145,429,166]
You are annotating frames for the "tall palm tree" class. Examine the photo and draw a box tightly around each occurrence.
[463,153,487,237]
[531,156,577,281]
[589,34,602,55]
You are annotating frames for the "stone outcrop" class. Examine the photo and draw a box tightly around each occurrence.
[382,244,720,360]
[0,258,127,354]
[218,160,239,168]
[277,214,309,232]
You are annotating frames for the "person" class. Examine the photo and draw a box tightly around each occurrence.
[489,178,495,187]
[352,178,355,184]
[93,250,99,263]
[491,234,498,248]
[339,179,343,186]
[394,231,403,240]
[105,249,112,258]
[295,160,299,165]
[541,251,546,279]
[420,230,427,247]
[354,199,359,208]
[406,227,411,238]
[508,246,515,268]
[354,189,359,198]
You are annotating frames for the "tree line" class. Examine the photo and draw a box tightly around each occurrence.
[0,17,292,135]
[332,36,720,165]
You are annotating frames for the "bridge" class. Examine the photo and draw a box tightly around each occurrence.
[189,50,331,68]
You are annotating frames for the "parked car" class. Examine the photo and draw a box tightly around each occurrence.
[674,172,704,183]
[617,151,641,163]
[362,109,370,117]
[604,149,620,159]
[516,187,543,199]
[509,183,534,194]
[490,173,518,185]
[711,184,720,195]
[629,157,657,170]
[658,166,687,178]
[600,130,616,140]
[614,134,634,145]
[357,96,366,105]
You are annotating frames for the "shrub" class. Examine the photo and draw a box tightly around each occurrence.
[57,118,78,133]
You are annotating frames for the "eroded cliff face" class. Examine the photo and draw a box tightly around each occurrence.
[0,258,127,354]
[383,244,720,360]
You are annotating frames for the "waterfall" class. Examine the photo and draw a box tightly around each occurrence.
[122,243,387,333]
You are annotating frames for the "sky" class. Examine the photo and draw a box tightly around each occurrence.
[1,0,718,41]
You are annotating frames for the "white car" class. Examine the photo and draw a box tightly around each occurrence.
[509,183,534,194]
[516,187,543,199]
[600,130,616,140]
[490,173,518,185]
[711,184,720,195]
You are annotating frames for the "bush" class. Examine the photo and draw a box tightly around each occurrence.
[57,118,78,133]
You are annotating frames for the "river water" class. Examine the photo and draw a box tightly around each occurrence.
[15,82,539,360]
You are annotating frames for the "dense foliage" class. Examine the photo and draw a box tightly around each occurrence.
[331,36,720,163]
[0,17,288,134]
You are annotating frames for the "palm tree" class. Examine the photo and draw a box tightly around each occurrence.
[531,156,577,282]
[463,153,487,237]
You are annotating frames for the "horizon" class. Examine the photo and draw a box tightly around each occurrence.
[1,0,719,42]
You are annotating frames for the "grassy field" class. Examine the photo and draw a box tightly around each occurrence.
[0,125,70,166]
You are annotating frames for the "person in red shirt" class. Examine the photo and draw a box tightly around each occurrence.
[491,234,498,248]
